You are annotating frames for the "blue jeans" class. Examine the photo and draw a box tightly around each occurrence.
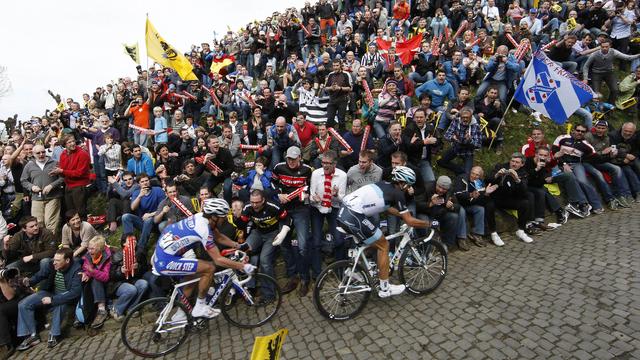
[373,121,388,139]
[18,291,69,337]
[310,207,340,280]
[133,132,148,147]
[553,172,587,205]
[592,162,631,197]
[456,207,468,239]
[621,165,640,195]
[465,205,486,235]
[282,206,312,281]
[417,159,436,185]
[437,148,474,176]
[573,108,593,129]
[568,163,603,209]
[113,279,148,316]
[246,229,278,299]
[122,214,155,252]
[408,71,433,84]
[476,81,508,104]
[95,155,108,194]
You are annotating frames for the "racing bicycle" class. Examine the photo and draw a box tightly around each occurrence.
[120,250,281,358]
[313,223,447,321]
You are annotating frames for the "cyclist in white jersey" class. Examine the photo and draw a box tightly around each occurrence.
[153,198,255,319]
[337,166,430,298]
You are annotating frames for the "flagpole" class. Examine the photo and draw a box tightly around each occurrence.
[488,94,517,150]
[488,57,534,150]
[145,13,150,91]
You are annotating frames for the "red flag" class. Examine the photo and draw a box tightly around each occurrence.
[375,33,423,65]
[210,54,235,75]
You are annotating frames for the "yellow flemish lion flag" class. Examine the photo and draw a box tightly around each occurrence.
[145,18,197,81]
[250,329,288,360]
[123,42,140,64]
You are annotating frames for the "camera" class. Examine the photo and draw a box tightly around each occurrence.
[0,268,19,280]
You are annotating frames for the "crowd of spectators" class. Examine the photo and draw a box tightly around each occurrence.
[1,0,640,357]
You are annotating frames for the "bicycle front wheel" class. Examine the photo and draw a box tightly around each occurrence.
[220,273,282,329]
[398,239,447,295]
[312,260,372,321]
[120,297,192,358]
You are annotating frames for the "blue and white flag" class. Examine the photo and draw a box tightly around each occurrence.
[514,50,595,124]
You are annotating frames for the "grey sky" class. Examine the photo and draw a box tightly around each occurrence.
[0,0,306,120]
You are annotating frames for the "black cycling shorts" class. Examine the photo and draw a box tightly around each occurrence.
[336,207,383,245]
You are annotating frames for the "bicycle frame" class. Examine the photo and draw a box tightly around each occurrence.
[155,269,255,333]
[342,225,436,294]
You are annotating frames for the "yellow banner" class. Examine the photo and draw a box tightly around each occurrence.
[145,18,197,81]
[250,329,288,360]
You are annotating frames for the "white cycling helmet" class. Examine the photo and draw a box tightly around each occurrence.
[202,198,230,218]
[391,166,416,186]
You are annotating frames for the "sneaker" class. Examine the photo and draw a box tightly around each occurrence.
[110,308,124,322]
[91,309,108,329]
[170,308,187,323]
[617,196,631,208]
[191,303,220,319]
[579,203,591,217]
[525,223,542,235]
[47,334,58,349]
[546,223,562,230]
[592,207,605,215]
[490,232,504,247]
[515,230,533,243]
[17,335,40,351]
[608,199,619,211]
[565,203,583,218]
[626,196,636,205]
[556,209,569,224]
[533,221,552,231]
[378,283,406,298]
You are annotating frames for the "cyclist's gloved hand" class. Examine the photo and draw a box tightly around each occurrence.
[238,242,250,252]
[272,225,291,246]
[243,263,257,274]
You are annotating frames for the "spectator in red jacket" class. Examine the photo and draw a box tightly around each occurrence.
[49,135,91,219]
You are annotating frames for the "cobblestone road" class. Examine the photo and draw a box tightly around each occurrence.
[13,209,640,360]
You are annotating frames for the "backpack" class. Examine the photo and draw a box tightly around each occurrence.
[75,281,96,325]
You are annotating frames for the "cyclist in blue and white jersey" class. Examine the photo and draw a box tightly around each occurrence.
[152,198,255,319]
[337,166,430,298]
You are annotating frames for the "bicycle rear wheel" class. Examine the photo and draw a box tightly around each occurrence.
[220,273,282,329]
[398,239,447,295]
[120,297,192,358]
[312,260,372,321]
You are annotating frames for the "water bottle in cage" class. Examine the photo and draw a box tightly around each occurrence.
[205,286,216,304]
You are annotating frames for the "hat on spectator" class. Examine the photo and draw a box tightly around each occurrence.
[285,146,301,159]
[595,120,609,127]
[529,8,538,13]
[511,152,526,161]
[436,176,452,190]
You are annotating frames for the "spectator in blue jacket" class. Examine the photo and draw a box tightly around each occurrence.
[233,157,276,202]
[126,145,155,177]
[16,248,82,350]
[121,173,164,253]
[476,45,520,104]
[415,70,457,112]
[267,117,301,168]
[442,51,468,94]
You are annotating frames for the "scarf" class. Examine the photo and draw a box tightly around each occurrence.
[321,171,334,210]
